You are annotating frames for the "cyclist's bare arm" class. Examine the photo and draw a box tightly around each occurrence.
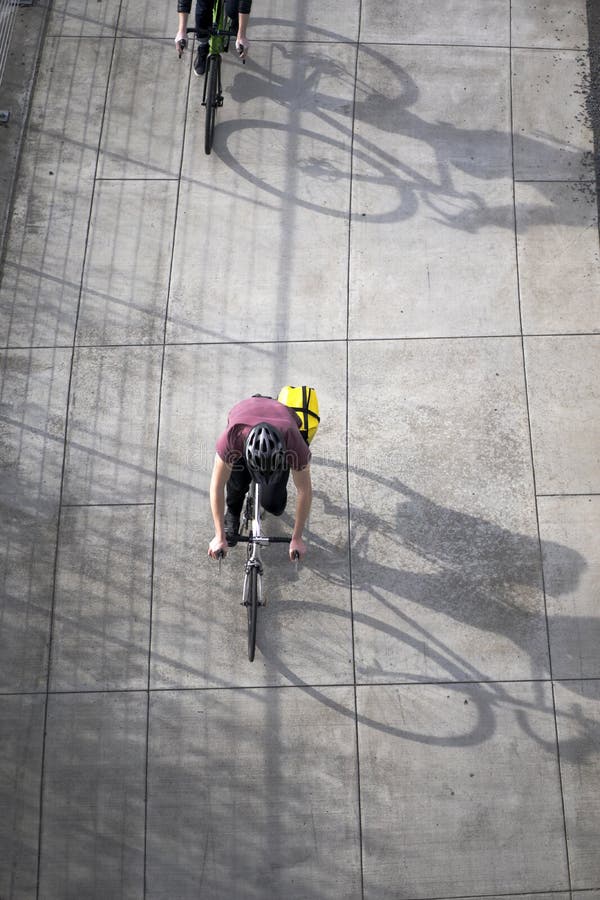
[290,466,312,561]
[175,11,189,56]
[208,454,233,558]
[236,12,250,59]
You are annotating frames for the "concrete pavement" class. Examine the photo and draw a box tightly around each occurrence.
[1,0,599,897]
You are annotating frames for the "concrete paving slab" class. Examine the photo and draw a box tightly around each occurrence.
[146,687,361,899]
[39,691,146,900]
[48,0,121,37]
[554,679,600,889]
[62,346,162,505]
[0,35,113,347]
[348,338,550,683]
[151,341,353,687]
[539,496,600,679]
[515,180,600,334]
[462,896,569,900]
[348,44,519,337]
[0,348,70,691]
[357,682,569,898]
[0,260,82,350]
[352,44,512,180]
[0,348,70,511]
[119,9,169,40]
[512,49,594,181]
[0,515,59,692]
[0,694,45,900]
[76,180,177,345]
[0,130,96,349]
[524,336,600,495]
[360,0,509,46]
[168,42,354,343]
[98,38,188,179]
[350,175,519,338]
[27,34,113,149]
[249,2,360,42]
[118,0,175,39]
[50,504,153,691]
[511,0,589,50]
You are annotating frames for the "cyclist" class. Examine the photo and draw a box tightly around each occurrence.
[175,0,251,75]
[207,395,312,562]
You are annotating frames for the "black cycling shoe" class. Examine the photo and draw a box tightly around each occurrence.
[224,510,240,547]
[194,41,209,76]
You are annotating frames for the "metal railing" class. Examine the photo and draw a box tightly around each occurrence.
[0,0,20,92]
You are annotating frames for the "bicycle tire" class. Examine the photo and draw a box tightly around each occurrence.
[244,566,260,662]
[204,55,218,155]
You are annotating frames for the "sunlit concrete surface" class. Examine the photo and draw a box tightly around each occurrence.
[1,0,599,897]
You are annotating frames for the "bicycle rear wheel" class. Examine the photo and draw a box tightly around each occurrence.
[244,566,261,662]
[204,55,219,155]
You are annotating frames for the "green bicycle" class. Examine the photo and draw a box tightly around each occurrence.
[185,0,242,155]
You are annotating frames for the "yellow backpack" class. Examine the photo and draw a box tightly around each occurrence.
[278,385,320,444]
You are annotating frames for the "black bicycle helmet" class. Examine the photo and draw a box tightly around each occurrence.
[244,422,286,484]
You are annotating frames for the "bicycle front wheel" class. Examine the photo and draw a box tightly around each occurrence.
[244,566,261,662]
[204,55,219,155]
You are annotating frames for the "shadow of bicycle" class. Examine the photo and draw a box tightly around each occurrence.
[210,20,594,232]
[257,457,598,762]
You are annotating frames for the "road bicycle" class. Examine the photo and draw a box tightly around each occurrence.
[184,0,242,155]
[223,480,296,662]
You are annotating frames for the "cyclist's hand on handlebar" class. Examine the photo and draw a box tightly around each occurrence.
[289,537,306,562]
[208,536,228,559]
[175,33,187,58]
[235,37,249,61]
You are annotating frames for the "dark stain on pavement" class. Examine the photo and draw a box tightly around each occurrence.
[587,0,600,230]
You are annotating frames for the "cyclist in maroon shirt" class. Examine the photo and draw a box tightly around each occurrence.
[175,0,252,75]
[208,396,312,562]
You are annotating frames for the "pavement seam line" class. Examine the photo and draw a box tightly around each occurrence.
[34,6,125,898]
[509,2,574,891]
[345,4,365,897]
[142,24,195,900]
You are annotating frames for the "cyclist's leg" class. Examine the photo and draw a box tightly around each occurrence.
[193,0,212,74]
[226,459,252,516]
[225,0,238,33]
[261,468,290,517]
[195,0,212,37]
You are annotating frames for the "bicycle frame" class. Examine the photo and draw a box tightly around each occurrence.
[234,479,293,660]
[240,481,291,559]
[196,0,237,152]
[244,481,264,580]
[208,0,232,57]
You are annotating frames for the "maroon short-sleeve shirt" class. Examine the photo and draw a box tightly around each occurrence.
[216,397,311,470]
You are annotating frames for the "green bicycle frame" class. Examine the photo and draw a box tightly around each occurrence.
[208,0,233,56]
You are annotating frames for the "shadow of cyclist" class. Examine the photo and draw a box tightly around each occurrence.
[261,459,598,759]
[223,35,592,232]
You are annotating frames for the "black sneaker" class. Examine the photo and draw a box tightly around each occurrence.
[194,41,209,76]
[224,510,240,547]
